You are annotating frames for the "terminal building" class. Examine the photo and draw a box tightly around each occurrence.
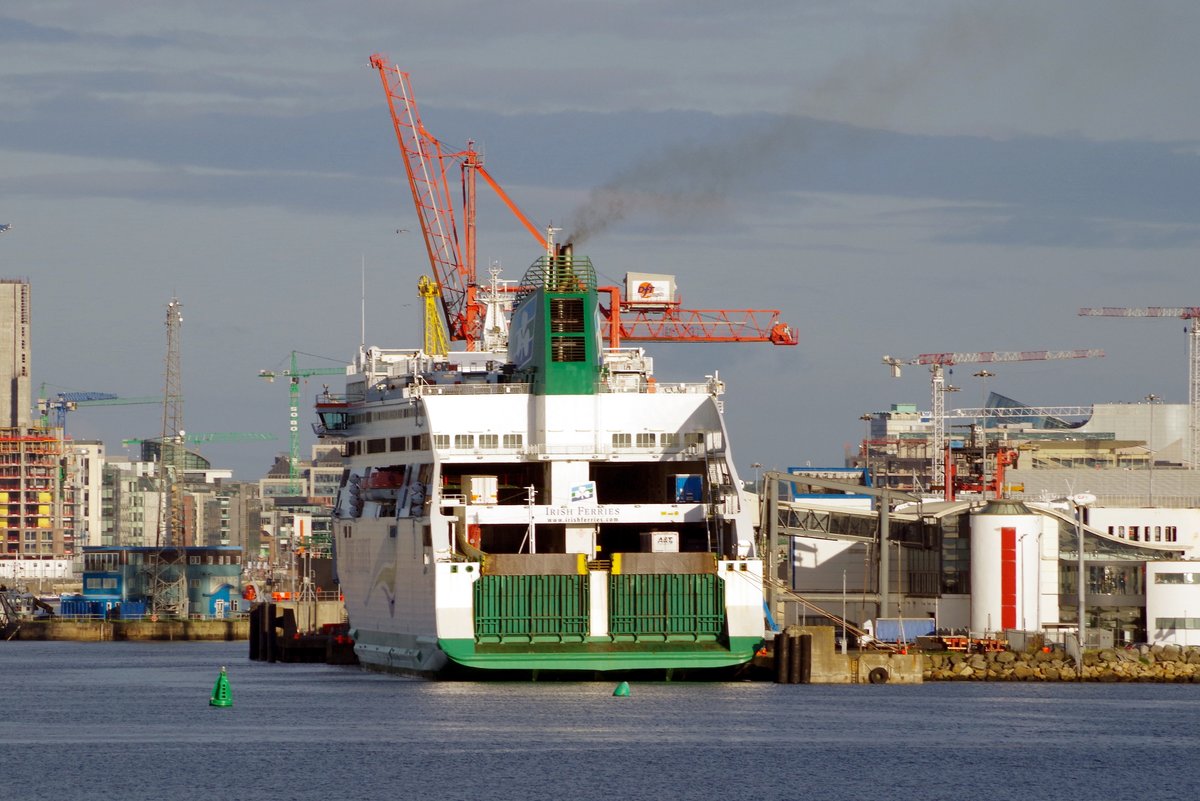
[775,395,1200,648]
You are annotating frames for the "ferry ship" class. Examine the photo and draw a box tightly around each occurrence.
[318,244,765,677]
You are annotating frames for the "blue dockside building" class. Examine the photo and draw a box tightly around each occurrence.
[62,546,243,619]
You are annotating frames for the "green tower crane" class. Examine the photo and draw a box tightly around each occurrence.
[258,351,345,496]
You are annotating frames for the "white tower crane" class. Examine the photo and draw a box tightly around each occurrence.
[1079,307,1200,469]
[882,349,1105,490]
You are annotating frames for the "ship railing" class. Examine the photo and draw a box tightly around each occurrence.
[431,441,696,457]
[409,382,532,397]
[403,378,711,397]
[519,443,693,458]
[596,380,711,395]
[316,392,363,406]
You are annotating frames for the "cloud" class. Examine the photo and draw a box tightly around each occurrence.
[940,212,1200,250]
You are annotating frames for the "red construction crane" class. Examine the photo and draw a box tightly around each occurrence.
[1079,306,1200,469]
[369,55,797,350]
[370,54,542,350]
[882,349,1104,494]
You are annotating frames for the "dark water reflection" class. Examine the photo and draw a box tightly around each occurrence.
[2,641,1197,801]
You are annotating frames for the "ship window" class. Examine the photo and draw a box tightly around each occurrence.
[503,434,523,448]
[612,433,632,448]
[660,432,678,448]
[367,438,386,454]
[1168,526,1177,542]
[1155,526,1162,541]
[1155,572,1200,584]
[390,437,407,452]
[1129,526,1139,541]
[479,434,498,449]
[455,434,475,449]
[189,579,200,589]
[417,434,430,450]
[433,434,449,449]
[636,433,656,448]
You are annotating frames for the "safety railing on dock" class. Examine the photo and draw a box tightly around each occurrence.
[765,577,904,653]
[49,612,251,622]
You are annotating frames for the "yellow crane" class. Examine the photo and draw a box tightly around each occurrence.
[419,275,449,357]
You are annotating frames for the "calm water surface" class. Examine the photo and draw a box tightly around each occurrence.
[1,641,1197,801]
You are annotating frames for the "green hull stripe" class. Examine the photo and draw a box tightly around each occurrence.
[439,636,761,672]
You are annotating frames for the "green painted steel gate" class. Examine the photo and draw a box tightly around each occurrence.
[474,574,589,642]
[608,574,725,640]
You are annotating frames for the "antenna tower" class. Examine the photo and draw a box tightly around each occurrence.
[157,297,185,546]
[149,297,189,617]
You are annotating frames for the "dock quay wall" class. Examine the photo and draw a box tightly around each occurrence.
[8,618,248,641]
[924,644,1200,682]
[761,626,925,684]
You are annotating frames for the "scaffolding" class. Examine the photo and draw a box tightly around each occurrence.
[0,427,75,559]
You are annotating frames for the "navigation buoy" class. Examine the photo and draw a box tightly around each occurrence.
[612,681,631,697]
[210,666,233,707]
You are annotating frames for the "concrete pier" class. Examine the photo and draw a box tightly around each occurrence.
[6,618,248,641]
[758,626,924,684]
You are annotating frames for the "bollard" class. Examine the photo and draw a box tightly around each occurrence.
[787,633,802,685]
[774,632,790,684]
[265,602,277,663]
[799,633,812,684]
[248,605,261,661]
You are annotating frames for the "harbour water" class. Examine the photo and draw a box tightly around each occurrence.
[3,641,1198,801]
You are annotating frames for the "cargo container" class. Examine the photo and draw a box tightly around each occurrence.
[669,474,702,503]
[869,617,936,643]
[640,531,680,553]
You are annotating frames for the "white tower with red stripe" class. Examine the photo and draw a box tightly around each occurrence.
[969,500,1043,637]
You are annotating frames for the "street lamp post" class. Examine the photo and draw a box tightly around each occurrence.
[1072,492,1096,679]
[940,385,960,496]
[859,414,873,476]
[841,568,848,655]
[1146,394,1160,505]
[974,370,995,496]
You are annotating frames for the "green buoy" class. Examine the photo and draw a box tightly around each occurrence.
[612,681,631,697]
[210,666,233,708]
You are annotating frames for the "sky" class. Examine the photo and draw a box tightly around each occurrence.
[1,1,1198,481]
